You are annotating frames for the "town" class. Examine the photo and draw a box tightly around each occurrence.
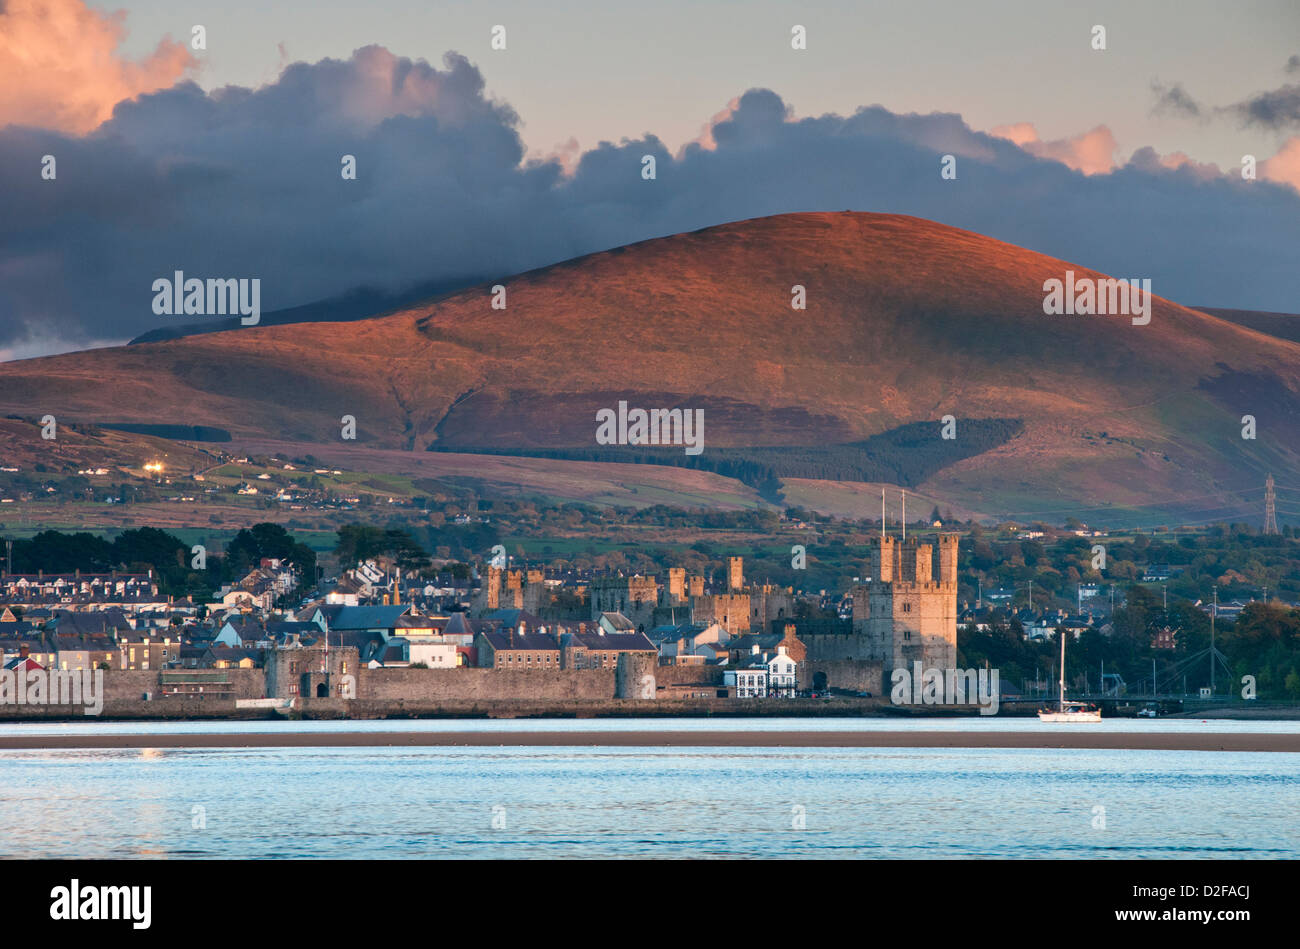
[2,509,1297,717]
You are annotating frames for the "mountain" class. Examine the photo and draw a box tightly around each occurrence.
[1194,307,1300,345]
[126,275,488,345]
[1,211,1297,523]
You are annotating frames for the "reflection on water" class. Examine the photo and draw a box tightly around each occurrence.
[1,745,1296,858]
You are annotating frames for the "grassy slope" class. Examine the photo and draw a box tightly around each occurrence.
[0,212,1296,520]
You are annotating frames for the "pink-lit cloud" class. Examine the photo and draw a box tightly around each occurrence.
[1261,136,1300,192]
[687,96,743,152]
[530,136,583,176]
[0,0,194,134]
[989,122,1120,175]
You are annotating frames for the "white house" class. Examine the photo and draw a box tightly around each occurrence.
[724,644,798,698]
[766,645,797,697]
[724,664,768,698]
[408,640,460,668]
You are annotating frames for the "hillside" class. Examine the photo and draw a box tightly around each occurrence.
[1195,307,1300,345]
[1,211,1296,522]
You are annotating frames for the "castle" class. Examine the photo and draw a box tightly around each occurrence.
[471,567,549,615]
[473,534,959,684]
[586,556,795,636]
[804,534,959,676]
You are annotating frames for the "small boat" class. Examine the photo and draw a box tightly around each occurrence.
[1137,704,1158,718]
[1039,627,1102,722]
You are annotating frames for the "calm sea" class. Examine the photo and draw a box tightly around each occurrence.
[2,718,1297,859]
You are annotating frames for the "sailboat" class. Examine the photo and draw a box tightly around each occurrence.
[1038,626,1102,722]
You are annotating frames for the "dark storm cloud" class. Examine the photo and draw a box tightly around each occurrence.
[2,46,1299,356]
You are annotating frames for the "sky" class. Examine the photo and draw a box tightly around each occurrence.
[1,0,1298,358]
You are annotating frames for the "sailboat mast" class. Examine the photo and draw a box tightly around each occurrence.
[1059,627,1066,709]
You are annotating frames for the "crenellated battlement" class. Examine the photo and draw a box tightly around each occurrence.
[825,532,960,675]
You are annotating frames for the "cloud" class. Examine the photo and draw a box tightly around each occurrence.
[1151,81,1203,118]
[530,136,582,176]
[987,122,1037,148]
[1261,135,1300,190]
[688,97,743,152]
[2,45,1300,356]
[1226,82,1300,130]
[989,122,1119,174]
[0,0,194,135]
[1126,146,1222,180]
[1154,60,1300,130]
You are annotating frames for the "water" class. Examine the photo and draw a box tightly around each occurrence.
[2,715,1297,737]
[2,719,1297,858]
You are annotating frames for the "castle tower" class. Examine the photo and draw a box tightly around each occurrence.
[688,575,705,598]
[875,535,897,583]
[815,534,960,678]
[899,537,921,582]
[728,556,744,591]
[668,567,686,603]
[522,569,546,613]
[913,541,932,584]
[504,568,525,608]
[937,534,959,587]
[482,566,502,612]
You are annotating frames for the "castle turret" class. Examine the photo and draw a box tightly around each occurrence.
[728,556,744,591]
[668,567,686,603]
[484,565,502,611]
[913,541,932,584]
[876,535,897,583]
[938,534,960,587]
[898,537,919,582]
